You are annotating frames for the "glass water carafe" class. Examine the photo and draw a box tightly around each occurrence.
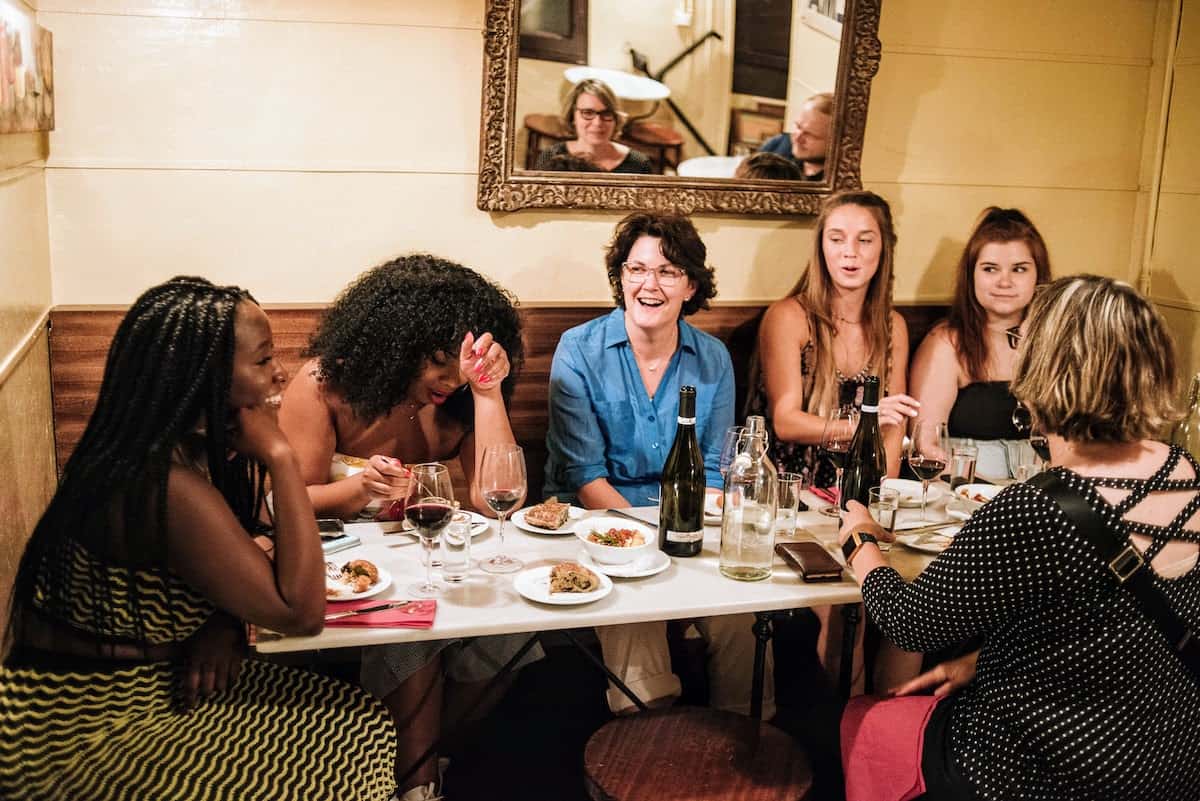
[719,425,778,581]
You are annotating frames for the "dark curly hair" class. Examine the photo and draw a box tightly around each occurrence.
[307,254,524,424]
[603,213,718,317]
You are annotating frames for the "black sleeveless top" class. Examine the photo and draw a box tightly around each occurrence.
[947,381,1022,440]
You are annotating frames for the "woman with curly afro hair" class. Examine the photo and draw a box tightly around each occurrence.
[278,254,540,801]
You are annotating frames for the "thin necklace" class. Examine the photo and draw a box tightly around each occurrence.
[834,313,862,325]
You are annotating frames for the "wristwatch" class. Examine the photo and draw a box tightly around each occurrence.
[841,530,879,564]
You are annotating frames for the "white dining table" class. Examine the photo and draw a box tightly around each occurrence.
[255,490,941,655]
[563,66,670,102]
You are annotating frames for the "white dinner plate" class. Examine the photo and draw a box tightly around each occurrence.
[884,478,946,508]
[895,527,960,555]
[513,564,614,605]
[579,548,671,579]
[512,505,585,535]
[325,566,393,601]
[392,511,490,538]
[703,494,723,524]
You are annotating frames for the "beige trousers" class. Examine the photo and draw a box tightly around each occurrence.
[595,613,776,719]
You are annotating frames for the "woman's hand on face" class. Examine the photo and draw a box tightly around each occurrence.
[362,455,411,501]
[838,500,893,544]
[230,404,290,463]
[889,650,978,698]
[460,331,510,394]
[878,393,920,430]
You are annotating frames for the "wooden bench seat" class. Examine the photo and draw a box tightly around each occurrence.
[47,304,945,503]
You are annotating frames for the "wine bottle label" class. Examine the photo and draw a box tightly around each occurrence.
[861,403,879,413]
[665,528,703,543]
[676,416,696,425]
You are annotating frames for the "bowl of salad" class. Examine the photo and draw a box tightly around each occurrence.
[574,516,657,564]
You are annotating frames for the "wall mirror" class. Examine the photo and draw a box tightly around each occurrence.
[478,0,882,215]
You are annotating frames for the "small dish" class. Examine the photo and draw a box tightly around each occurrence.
[953,483,1001,513]
[512,504,585,535]
[884,478,946,508]
[895,526,960,554]
[325,566,393,601]
[579,548,671,579]
[513,565,614,605]
[573,516,657,565]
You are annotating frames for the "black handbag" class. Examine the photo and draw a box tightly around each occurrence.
[1029,471,1200,681]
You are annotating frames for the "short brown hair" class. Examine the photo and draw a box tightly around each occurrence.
[1011,275,1182,443]
[735,152,802,181]
[562,79,621,138]
[603,213,717,317]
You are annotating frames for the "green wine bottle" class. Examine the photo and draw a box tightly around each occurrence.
[840,376,886,511]
[659,386,706,557]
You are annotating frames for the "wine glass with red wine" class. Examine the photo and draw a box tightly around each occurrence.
[819,406,859,518]
[907,421,949,522]
[404,463,455,596]
[480,443,527,574]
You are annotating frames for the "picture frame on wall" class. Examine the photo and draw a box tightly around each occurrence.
[728,106,786,156]
[0,0,54,135]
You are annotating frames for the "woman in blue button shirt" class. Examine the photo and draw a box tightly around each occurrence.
[546,212,772,717]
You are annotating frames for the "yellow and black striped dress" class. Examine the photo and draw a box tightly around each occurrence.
[0,540,397,801]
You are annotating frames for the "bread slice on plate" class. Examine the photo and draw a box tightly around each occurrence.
[525,496,571,530]
[549,561,601,593]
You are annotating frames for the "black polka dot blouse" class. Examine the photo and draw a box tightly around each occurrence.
[861,446,1200,801]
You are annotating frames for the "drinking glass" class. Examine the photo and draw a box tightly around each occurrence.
[907,421,949,522]
[868,486,899,533]
[776,472,807,538]
[949,440,978,489]
[404,463,455,597]
[819,406,859,518]
[480,443,527,574]
[1012,401,1050,469]
[719,425,748,479]
[441,509,472,582]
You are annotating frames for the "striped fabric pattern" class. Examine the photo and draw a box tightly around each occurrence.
[0,658,397,801]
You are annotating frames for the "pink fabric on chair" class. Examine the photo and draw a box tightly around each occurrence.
[841,694,943,801]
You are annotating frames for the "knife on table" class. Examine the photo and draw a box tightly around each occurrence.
[324,601,410,621]
[604,508,658,526]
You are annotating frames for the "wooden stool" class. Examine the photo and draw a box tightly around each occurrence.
[620,121,684,173]
[584,708,813,801]
[523,113,571,168]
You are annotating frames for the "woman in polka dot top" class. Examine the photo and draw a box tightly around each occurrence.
[839,275,1200,801]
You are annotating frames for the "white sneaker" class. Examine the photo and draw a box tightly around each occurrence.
[394,782,442,801]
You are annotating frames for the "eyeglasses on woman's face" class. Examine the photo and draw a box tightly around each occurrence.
[621,261,686,288]
[577,108,616,123]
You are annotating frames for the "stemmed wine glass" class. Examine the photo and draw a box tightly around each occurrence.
[819,406,859,518]
[1012,401,1050,477]
[404,463,455,596]
[907,420,949,522]
[480,443,527,574]
[719,425,748,480]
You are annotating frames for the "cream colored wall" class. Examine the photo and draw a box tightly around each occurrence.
[0,0,56,642]
[785,5,840,123]
[39,0,1164,312]
[1151,0,1200,379]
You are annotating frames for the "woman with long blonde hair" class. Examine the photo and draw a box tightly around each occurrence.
[750,189,918,487]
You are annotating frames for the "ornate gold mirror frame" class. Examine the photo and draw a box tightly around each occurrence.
[477,0,883,216]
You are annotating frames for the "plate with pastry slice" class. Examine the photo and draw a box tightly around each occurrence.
[513,561,613,605]
[325,559,392,601]
[512,497,584,535]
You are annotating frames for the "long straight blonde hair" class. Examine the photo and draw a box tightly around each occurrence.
[792,190,898,416]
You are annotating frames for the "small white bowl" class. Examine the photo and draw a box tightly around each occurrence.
[954,483,1000,513]
[574,516,658,565]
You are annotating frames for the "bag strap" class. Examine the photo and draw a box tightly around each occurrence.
[1028,471,1200,678]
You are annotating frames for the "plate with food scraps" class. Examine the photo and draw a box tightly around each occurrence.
[883,478,947,508]
[579,548,671,579]
[512,503,585,535]
[326,561,393,601]
[384,510,490,538]
[513,563,613,605]
[895,526,960,555]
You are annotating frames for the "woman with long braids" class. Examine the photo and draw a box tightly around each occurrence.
[0,277,396,801]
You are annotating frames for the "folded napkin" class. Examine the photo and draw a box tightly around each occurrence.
[811,486,839,505]
[324,598,437,628]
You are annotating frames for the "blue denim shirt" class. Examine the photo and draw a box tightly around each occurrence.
[544,308,735,507]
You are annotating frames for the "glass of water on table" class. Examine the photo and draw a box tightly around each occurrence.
[868,486,899,552]
[776,472,807,538]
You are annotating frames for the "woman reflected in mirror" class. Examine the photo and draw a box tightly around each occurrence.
[533,78,653,175]
[909,207,1052,480]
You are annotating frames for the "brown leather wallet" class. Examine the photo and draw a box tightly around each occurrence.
[776,541,844,582]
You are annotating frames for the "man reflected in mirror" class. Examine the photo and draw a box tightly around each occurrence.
[758,92,832,181]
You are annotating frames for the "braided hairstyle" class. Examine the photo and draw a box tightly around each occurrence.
[8,276,265,650]
[306,254,524,425]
